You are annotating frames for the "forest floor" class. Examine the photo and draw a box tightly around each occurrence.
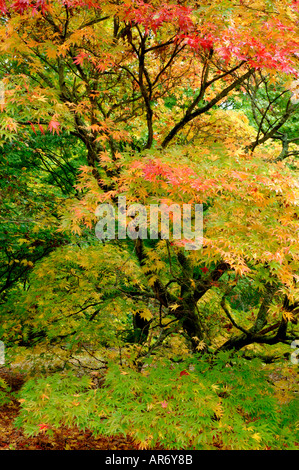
[0,362,297,450]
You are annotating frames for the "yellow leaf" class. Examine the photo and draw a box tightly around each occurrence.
[211,384,219,391]
[169,303,180,311]
[139,309,153,321]
[138,441,148,450]
[18,238,29,244]
[283,310,294,322]
[45,45,57,59]
[214,402,224,419]
[196,340,206,351]
[148,276,158,287]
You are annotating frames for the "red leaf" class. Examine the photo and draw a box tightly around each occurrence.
[73,52,88,65]
[11,0,30,14]
[0,0,7,14]
[11,0,48,14]
[29,121,37,135]
[38,123,45,135]
[200,267,209,274]
[180,370,189,377]
[161,400,168,408]
[48,119,60,135]
[38,423,49,431]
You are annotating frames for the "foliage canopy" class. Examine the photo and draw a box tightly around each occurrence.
[0,0,298,450]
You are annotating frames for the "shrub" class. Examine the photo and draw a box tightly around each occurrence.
[15,352,299,450]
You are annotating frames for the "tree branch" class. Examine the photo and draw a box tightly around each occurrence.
[162,67,254,148]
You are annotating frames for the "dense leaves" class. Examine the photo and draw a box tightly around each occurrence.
[0,0,298,451]
[14,354,299,450]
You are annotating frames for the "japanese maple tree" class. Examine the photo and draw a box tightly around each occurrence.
[0,0,298,361]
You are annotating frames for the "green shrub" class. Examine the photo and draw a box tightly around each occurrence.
[15,352,299,450]
[0,376,12,406]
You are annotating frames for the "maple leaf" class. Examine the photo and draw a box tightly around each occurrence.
[252,433,262,442]
[79,165,93,174]
[44,42,57,60]
[3,118,18,132]
[38,423,49,432]
[200,267,209,273]
[282,310,295,322]
[195,340,206,351]
[73,52,88,65]
[213,403,224,419]
[11,0,30,14]
[29,121,36,135]
[48,119,60,135]
[161,400,168,408]
[169,303,180,311]
[0,0,7,14]
[38,123,45,135]
[179,370,189,377]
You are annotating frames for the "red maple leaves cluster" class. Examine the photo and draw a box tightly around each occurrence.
[140,159,217,199]
[0,0,297,76]
[0,0,47,14]
[122,0,299,74]
[124,1,193,34]
[142,159,195,185]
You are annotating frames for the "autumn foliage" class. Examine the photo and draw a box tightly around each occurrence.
[0,0,298,450]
